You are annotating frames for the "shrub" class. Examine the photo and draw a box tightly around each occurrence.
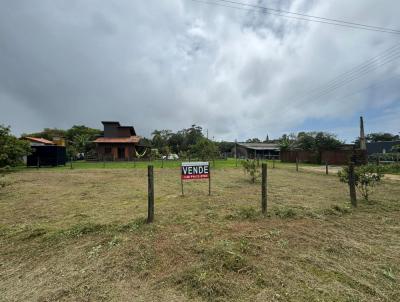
[241,160,260,183]
[0,125,31,167]
[338,164,384,201]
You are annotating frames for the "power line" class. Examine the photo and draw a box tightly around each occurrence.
[324,73,400,105]
[215,0,400,33]
[298,43,400,98]
[192,0,400,35]
[292,46,400,104]
[293,47,400,104]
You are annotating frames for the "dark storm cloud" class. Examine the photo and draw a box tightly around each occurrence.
[1,0,399,141]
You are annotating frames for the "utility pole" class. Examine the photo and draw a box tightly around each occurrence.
[359,116,366,151]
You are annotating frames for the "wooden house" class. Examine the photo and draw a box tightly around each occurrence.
[94,121,147,161]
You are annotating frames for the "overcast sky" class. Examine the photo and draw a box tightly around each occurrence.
[1,0,399,142]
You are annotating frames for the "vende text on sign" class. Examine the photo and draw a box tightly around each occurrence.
[181,162,209,180]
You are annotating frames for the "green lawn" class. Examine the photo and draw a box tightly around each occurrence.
[51,158,319,170]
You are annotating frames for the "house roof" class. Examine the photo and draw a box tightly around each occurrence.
[93,136,141,144]
[24,137,55,145]
[118,126,136,136]
[101,121,120,125]
[237,143,280,151]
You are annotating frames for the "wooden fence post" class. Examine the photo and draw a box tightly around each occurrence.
[147,165,154,223]
[235,141,238,167]
[348,162,357,207]
[272,158,275,169]
[261,163,267,215]
[296,157,299,172]
[325,161,328,175]
[208,162,211,196]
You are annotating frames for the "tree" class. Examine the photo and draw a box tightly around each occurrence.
[189,138,219,161]
[151,129,172,151]
[366,132,399,142]
[21,128,67,141]
[314,132,342,150]
[168,132,185,154]
[72,134,91,154]
[65,125,102,143]
[218,141,235,154]
[246,138,261,143]
[294,132,342,151]
[278,133,296,151]
[0,125,31,168]
[338,164,384,201]
[182,124,204,150]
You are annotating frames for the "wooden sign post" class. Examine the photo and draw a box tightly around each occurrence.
[181,162,210,196]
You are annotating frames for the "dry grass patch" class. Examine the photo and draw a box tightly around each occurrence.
[1,167,399,301]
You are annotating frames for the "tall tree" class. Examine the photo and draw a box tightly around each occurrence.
[0,125,31,168]
[151,129,172,151]
[190,138,218,161]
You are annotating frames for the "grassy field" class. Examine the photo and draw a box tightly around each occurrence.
[0,165,399,301]
[49,158,316,170]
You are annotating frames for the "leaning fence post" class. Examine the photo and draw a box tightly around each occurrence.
[147,165,154,223]
[261,163,267,215]
[348,162,357,207]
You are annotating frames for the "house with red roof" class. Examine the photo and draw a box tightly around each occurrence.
[22,137,67,167]
[94,121,147,161]
[23,137,55,146]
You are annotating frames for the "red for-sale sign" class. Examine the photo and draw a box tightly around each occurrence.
[181,162,209,180]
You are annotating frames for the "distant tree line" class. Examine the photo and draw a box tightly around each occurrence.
[21,124,233,161]
[148,125,233,160]
[4,122,397,167]
[353,132,400,147]
[277,132,343,152]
